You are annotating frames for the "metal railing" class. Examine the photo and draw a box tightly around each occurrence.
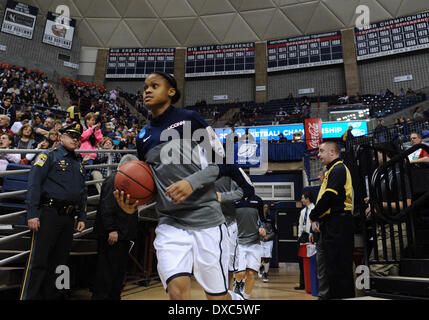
[351,143,429,267]
[0,148,157,267]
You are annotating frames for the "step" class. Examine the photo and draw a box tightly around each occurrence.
[371,276,429,298]
[400,259,429,278]
[0,267,24,290]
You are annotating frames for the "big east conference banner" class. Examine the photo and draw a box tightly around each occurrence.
[305,118,322,150]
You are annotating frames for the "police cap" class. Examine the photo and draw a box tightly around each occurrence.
[60,122,83,139]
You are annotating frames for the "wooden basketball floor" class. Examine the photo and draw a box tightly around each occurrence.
[71,264,318,300]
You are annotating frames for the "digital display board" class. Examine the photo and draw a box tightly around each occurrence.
[355,11,429,61]
[215,121,368,142]
[185,42,255,78]
[267,31,343,72]
[106,48,175,79]
[1,0,38,40]
[42,11,76,50]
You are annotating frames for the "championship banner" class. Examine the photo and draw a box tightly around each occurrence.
[42,11,76,50]
[234,142,261,167]
[106,48,175,79]
[305,118,322,150]
[267,31,343,72]
[1,0,38,40]
[355,11,429,61]
[185,42,255,78]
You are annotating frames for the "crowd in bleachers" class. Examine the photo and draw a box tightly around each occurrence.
[327,88,426,118]
[0,65,146,193]
[187,95,312,127]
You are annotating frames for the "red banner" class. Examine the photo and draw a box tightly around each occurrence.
[305,118,322,150]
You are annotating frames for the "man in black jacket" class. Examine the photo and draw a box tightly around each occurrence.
[92,154,140,300]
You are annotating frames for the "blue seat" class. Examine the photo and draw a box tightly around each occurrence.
[0,164,31,209]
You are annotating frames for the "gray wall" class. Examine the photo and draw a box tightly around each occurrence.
[104,80,143,95]
[267,65,346,100]
[184,76,254,106]
[358,50,429,95]
[0,8,80,80]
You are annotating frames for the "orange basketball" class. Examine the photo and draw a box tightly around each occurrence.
[114,160,156,206]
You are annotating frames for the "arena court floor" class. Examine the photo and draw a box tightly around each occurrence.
[71,266,317,300]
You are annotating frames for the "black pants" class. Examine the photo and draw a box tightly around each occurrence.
[20,207,74,300]
[298,255,305,287]
[92,237,131,300]
[321,213,355,299]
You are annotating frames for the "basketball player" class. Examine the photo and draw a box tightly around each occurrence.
[259,204,276,283]
[117,72,253,300]
[233,194,266,299]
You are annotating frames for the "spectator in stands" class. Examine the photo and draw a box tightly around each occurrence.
[374,119,388,143]
[48,129,60,148]
[385,88,394,97]
[80,112,104,162]
[399,88,406,97]
[0,115,14,136]
[91,137,122,193]
[23,137,53,165]
[338,93,349,105]
[34,116,54,143]
[276,108,287,118]
[14,124,36,155]
[0,132,20,171]
[54,119,63,131]
[11,112,29,134]
[342,126,354,150]
[406,88,415,96]
[413,107,424,121]
[292,131,303,143]
[0,96,16,126]
[278,133,287,143]
[7,83,20,95]
[408,132,429,164]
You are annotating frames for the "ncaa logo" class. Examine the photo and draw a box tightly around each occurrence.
[238,143,258,158]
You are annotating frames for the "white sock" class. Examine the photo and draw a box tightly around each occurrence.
[242,292,251,300]
[228,290,244,300]
[263,262,270,274]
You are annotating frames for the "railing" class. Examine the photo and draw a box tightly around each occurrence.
[352,143,429,267]
[0,148,159,268]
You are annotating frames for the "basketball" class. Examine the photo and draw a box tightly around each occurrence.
[114,160,156,206]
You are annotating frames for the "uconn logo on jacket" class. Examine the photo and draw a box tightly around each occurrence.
[136,106,209,159]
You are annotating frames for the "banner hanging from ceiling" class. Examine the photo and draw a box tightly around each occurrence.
[42,11,76,50]
[1,0,38,40]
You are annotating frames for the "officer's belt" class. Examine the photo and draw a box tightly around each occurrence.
[41,198,78,216]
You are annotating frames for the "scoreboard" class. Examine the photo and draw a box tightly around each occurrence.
[355,11,429,61]
[267,31,343,72]
[106,48,175,79]
[185,42,255,78]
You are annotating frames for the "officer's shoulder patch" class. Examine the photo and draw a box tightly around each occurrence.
[34,153,48,167]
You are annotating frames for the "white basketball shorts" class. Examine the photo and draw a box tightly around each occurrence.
[260,240,273,258]
[236,243,262,273]
[227,222,239,272]
[153,223,230,296]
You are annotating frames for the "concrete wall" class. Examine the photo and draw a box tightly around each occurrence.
[267,65,346,100]
[184,75,254,106]
[0,8,80,80]
[358,49,429,95]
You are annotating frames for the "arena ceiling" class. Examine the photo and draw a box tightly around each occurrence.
[6,0,429,48]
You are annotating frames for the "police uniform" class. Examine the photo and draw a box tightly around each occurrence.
[309,158,354,299]
[20,123,87,300]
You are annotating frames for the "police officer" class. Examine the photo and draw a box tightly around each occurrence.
[309,141,355,299]
[20,123,87,300]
